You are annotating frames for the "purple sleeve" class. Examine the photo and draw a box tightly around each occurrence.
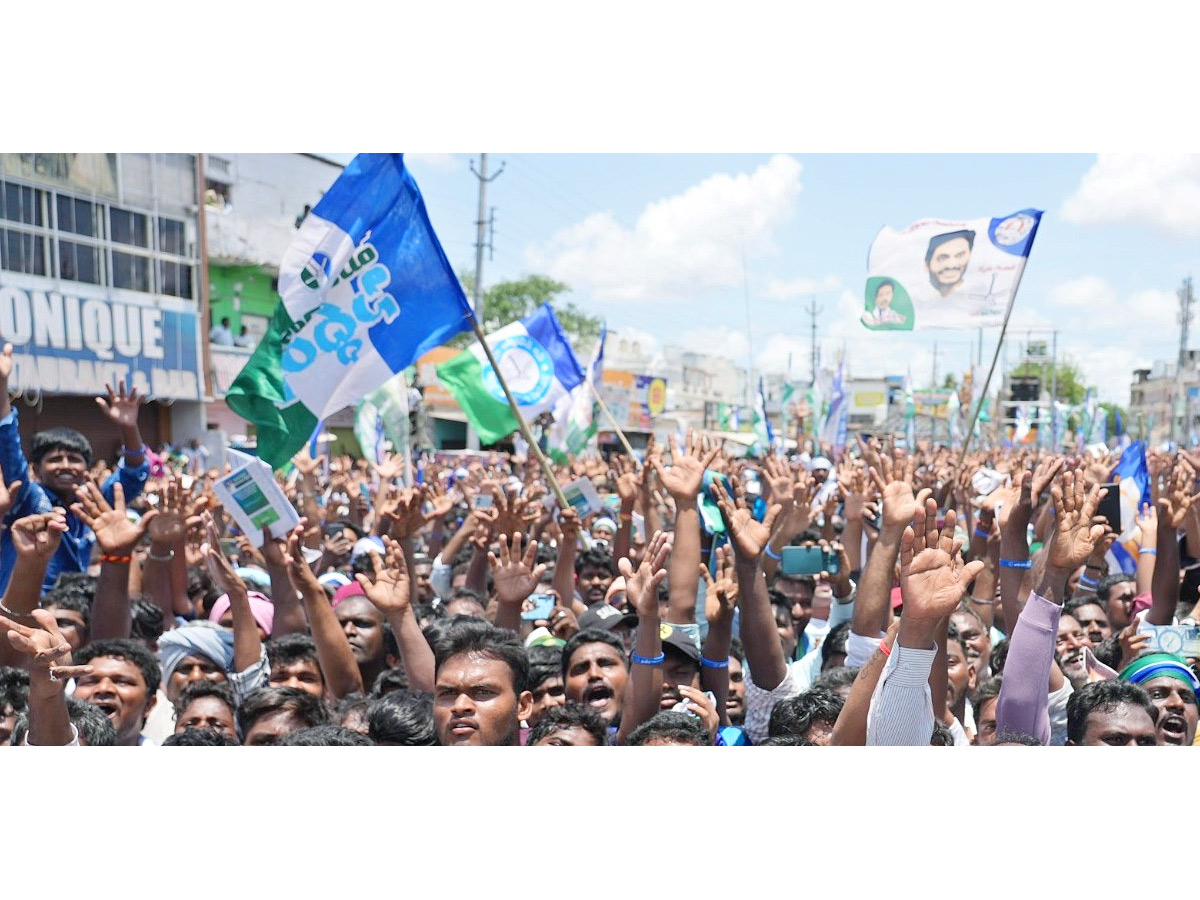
[994,591,1061,745]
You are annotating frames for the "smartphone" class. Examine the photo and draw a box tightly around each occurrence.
[218,538,239,560]
[780,546,840,576]
[473,493,494,510]
[521,593,557,622]
[1097,482,1121,533]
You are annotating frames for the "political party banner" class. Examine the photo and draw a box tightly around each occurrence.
[0,279,202,400]
[752,377,776,454]
[436,304,585,446]
[353,371,411,473]
[862,209,1043,331]
[546,327,605,465]
[600,370,668,431]
[226,154,472,469]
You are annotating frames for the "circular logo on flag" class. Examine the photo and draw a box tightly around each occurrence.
[993,213,1035,247]
[482,336,555,405]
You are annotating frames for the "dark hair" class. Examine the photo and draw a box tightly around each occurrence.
[278,724,374,746]
[945,621,967,661]
[432,617,530,695]
[370,667,410,696]
[368,690,436,746]
[1066,680,1158,745]
[924,229,976,264]
[0,667,30,718]
[42,575,97,618]
[162,729,239,747]
[728,637,744,665]
[1098,573,1135,603]
[236,686,330,738]
[334,693,372,731]
[821,621,851,668]
[526,703,607,746]
[130,598,165,645]
[31,427,93,466]
[757,734,815,746]
[1064,596,1105,620]
[265,633,321,670]
[993,732,1045,746]
[527,643,564,691]
[188,568,221,617]
[813,666,859,694]
[767,686,844,739]
[989,638,1009,676]
[574,548,615,577]
[930,721,955,746]
[176,680,236,717]
[874,278,896,299]
[445,587,487,615]
[325,519,365,541]
[1092,634,1123,671]
[970,676,1003,721]
[12,698,117,746]
[75,638,161,696]
[627,710,709,746]
[561,628,627,677]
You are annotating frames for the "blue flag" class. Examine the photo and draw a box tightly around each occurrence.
[1108,441,1152,576]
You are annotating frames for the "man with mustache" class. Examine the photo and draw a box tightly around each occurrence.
[924,229,974,298]
[1118,653,1199,746]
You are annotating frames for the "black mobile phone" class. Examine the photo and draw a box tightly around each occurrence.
[1097,482,1122,533]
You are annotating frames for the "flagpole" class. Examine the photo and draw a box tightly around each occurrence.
[466,315,571,510]
[589,383,642,467]
[955,272,1029,475]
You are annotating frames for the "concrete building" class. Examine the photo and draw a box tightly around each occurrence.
[0,153,206,454]
[1129,353,1200,445]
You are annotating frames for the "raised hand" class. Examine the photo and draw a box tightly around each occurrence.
[651,430,721,502]
[379,487,429,540]
[0,478,23,520]
[424,478,455,521]
[615,455,642,507]
[95,379,143,431]
[488,531,547,606]
[9,511,68,563]
[869,450,933,531]
[701,543,738,627]
[618,529,671,617]
[675,683,719,741]
[899,506,984,626]
[291,448,326,479]
[0,343,12,383]
[1047,469,1107,571]
[710,475,781,564]
[201,512,248,599]
[762,454,796,512]
[147,477,189,548]
[1159,460,1200,529]
[355,536,413,615]
[72,482,156,555]
[0,608,93,682]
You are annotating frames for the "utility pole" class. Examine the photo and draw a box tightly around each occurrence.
[1179,276,1194,371]
[931,340,939,388]
[805,296,822,386]
[469,153,504,321]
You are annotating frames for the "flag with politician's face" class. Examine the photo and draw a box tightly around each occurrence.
[862,209,1042,331]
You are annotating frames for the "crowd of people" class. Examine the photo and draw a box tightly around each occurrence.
[0,342,1197,748]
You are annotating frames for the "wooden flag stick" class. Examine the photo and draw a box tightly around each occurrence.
[467,314,570,510]
[589,382,641,467]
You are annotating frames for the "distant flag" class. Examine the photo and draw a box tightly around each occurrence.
[353,372,412,483]
[862,209,1043,332]
[820,359,848,451]
[1014,404,1032,444]
[752,378,775,454]
[903,372,916,448]
[546,327,605,465]
[947,384,961,445]
[1108,441,1152,576]
[436,304,585,446]
[227,154,471,468]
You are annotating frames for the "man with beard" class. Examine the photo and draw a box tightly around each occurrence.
[950,606,992,681]
[72,638,160,746]
[1118,653,1199,746]
[432,617,532,747]
[924,229,974,298]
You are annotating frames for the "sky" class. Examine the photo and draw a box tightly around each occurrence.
[392,153,1200,407]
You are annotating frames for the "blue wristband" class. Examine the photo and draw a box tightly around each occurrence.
[699,656,729,669]
[974,528,990,539]
[999,558,1032,570]
[1139,549,1157,556]
[764,545,782,561]
[631,651,666,666]
[1078,575,1100,588]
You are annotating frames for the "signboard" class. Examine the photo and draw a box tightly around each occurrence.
[912,389,952,418]
[600,370,667,431]
[0,279,202,400]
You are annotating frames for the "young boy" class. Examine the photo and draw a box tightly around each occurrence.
[0,344,149,593]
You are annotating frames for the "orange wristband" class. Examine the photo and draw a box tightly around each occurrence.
[100,554,132,565]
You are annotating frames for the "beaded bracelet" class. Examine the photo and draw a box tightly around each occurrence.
[699,656,729,669]
[631,651,666,666]
[999,558,1032,569]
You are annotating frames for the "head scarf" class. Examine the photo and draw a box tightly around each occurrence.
[207,590,275,636]
[1118,652,1200,695]
[235,566,272,588]
[158,621,236,683]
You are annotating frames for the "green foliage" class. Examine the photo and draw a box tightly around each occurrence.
[451,273,603,351]
[1010,357,1087,405]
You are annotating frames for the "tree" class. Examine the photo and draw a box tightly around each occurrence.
[453,273,603,351]
[1010,357,1087,405]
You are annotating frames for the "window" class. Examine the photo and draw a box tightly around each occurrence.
[158,259,193,299]
[0,229,47,275]
[59,240,102,285]
[57,195,100,237]
[112,250,150,292]
[158,217,186,255]
[110,208,148,247]
[1,182,45,225]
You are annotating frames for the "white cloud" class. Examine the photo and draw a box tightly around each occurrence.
[525,155,804,302]
[1046,275,1116,309]
[762,274,842,300]
[1061,154,1200,238]
[678,326,751,362]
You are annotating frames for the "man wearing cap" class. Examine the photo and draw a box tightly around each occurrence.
[1118,653,1199,746]
[577,603,637,656]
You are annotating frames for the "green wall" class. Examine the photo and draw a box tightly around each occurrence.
[208,264,278,329]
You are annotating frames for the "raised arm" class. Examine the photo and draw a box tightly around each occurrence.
[831,620,899,746]
[699,543,737,726]
[356,535,434,694]
[0,609,92,745]
[998,457,1063,636]
[70,482,156,641]
[0,513,68,670]
[259,524,309,637]
[488,532,547,635]
[202,515,262,675]
[651,431,721,628]
[995,469,1106,744]
[1147,463,1200,626]
[615,530,671,745]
